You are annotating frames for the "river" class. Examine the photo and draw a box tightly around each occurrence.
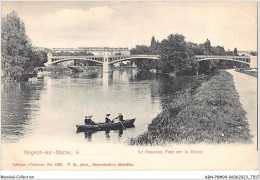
[1,69,196,144]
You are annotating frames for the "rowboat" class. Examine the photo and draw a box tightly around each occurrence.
[76,118,135,132]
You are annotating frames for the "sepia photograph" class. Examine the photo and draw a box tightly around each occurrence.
[1,1,258,179]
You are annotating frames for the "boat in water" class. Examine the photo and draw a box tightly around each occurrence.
[76,118,135,132]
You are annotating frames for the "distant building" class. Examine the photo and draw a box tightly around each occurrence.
[237,51,257,68]
[50,47,130,56]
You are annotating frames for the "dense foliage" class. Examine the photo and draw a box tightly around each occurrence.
[250,51,257,56]
[1,11,47,80]
[158,34,198,75]
[131,34,243,75]
[130,39,159,71]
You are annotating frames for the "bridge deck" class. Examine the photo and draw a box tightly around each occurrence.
[47,54,251,65]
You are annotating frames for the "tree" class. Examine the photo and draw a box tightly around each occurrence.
[203,38,212,55]
[135,59,156,71]
[130,45,151,55]
[187,42,204,55]
[150,36,159,54]
[1,11,36,79]
[29,49,48,67]
[234,48,238,56]
[225,50,235,56]
[250,51,257,56]
[158,34,198,75]
[151,36,156,47]
[211,46,226,56]
[130,40,160,71]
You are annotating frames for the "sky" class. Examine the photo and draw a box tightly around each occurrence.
[1,1,258,51]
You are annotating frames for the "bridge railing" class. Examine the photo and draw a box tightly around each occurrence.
[195,55,250,59]
[195,55,250,63]
[51,55,104,58]
[128,54,159,57]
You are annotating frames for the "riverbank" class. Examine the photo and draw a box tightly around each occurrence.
[129,70,252,145]
[226,69,257,145]
[235,68,257,78]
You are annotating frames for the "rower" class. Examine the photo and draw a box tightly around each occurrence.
[116,113,124,122]
[84,115,95,125]
[105,114,112,123]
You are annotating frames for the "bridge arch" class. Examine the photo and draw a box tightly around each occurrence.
[50,58,103,65]
[197,58,250,65]
[108,56,159,65]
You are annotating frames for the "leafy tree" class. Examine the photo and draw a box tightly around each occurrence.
[130,40,159,71]
[234,48,238,56]
[150,36,159,54]
[187,42,204,55]
[211,46,225,56]
[29,49,47,67]
[135,59,156,71]
[1,11,44,80]
[203,38,212,55]
[158,34,198,75]
[151,36,156,47]
[250,51,257,56]
[130,45,151,55]
[225,50,235,56]
[2,11,30,78]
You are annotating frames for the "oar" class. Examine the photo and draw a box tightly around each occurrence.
[111,117,126,129]
[118,120,126,130]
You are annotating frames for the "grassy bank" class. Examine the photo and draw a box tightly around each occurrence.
[129,70,252,145]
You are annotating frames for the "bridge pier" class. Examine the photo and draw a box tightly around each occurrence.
[103,63,112,73]
[102,54,112,73]
[44,52,53,66]
[132,61,137,68]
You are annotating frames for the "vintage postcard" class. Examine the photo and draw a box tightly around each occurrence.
[1,1,258,179]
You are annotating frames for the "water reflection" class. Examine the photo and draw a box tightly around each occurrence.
[105,130,110,139]
[2,69,201,144]
[102,72,113,89]
[84,131,93,142]
[82,127,129,142]
[1,80,45,143]
[118,128,123,137]
[69,71,100,79]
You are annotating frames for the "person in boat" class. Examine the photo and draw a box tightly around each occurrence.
[84,115,95,125]
[105,114,112,123]
[115,113,124,122]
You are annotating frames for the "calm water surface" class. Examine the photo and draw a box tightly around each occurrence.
[1,69,194,144]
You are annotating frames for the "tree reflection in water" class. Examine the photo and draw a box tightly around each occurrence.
[140,71,209,109]
[1,80,45,143]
